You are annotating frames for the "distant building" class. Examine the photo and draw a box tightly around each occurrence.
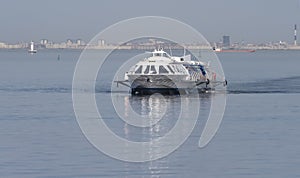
[223,35,230,48]
[0,42,6,48]
[98,39,105,46]
[76,39,83,45]
[66,39,73,46]
[40,39,48,45]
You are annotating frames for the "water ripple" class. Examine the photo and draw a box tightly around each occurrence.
[1,76,300,94]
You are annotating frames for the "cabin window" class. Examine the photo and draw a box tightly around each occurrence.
[166,65,175,73]
[135,66,142,74]
[150,65,157,74]
[144,65,150,74]
[159,66,169,74]
[173,65,185,73]
[171,65,178,73]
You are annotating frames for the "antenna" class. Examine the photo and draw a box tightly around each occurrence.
[169,46,173,56]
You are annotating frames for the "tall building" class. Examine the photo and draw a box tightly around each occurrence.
[222,35,230,48]
[294,24,297,46]
[98,39,105,46]
[76,39,82,45]
[40,39,48,45]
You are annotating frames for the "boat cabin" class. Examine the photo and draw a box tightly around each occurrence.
[131,64,188,75]
[151,49,171,58]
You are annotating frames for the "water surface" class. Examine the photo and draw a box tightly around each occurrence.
[0,49,300,177]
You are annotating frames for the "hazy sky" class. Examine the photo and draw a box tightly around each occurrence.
[1,0,300,44]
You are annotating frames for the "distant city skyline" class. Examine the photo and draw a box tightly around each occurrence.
[2,36,300,51]
[0,0,300,44]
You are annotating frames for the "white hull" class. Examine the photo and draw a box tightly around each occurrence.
[128,74,214,95]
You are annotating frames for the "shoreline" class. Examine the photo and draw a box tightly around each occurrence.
[1,47,300,51]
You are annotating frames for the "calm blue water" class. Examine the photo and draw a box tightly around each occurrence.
[0,49,300,177]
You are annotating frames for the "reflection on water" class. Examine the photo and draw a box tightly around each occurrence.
[120,93,168,128]
[98,93,214,163]
[108,93,212,141]
[110,93,214,175]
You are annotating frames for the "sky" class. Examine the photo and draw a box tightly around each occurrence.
[0,0,300,44]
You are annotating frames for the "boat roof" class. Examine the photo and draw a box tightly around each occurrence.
[135,49,207,66]
[150,49,171,57]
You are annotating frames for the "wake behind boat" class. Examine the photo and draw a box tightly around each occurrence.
[115,49,227,95]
